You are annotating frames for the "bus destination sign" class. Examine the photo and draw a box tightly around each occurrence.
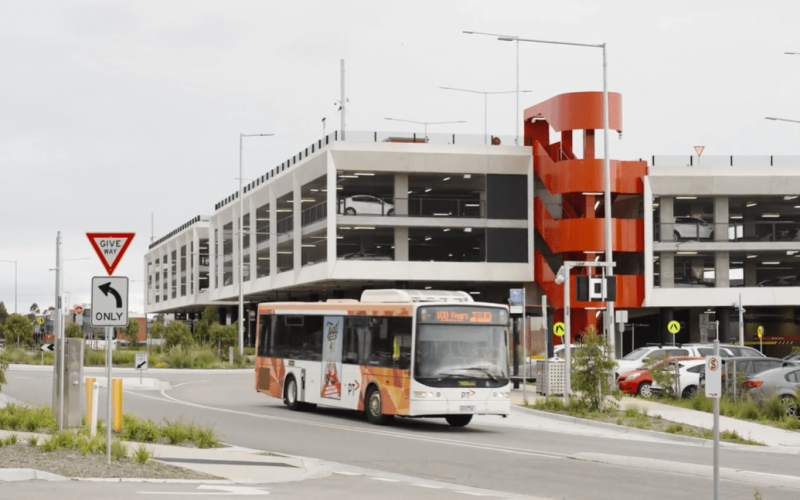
[419,306,507,325]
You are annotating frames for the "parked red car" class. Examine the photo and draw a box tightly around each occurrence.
[617,356,703,397]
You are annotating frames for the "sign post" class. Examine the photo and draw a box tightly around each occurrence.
[667,320,681,345]
[757,325,764,353]
[87,231,134,465]
[135,352,148,383]
[694,145,705,166]
[704,340,721,500]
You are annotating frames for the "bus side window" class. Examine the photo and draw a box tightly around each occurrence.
[257,314,270,357]
[389,317,412,370]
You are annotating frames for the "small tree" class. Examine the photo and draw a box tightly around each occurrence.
[570,325,620,412]
[124,319,141,345]
[150,316,165,343]
[4,314,34,348]
[30,303,40,315]
[0,301,8,325]
[209,321,237,351]
[65,323,83,338]
[194,305,218,344]
[164,321,193,349]
[644,353,675,398]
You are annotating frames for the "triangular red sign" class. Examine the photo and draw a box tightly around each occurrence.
[86,233,135,276]
[694,145,705,156]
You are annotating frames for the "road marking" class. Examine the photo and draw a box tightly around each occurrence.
[456,492,487,496]
[412,484,443,489]
[140,484,269,495]
[370,477,400,482]
[172,380,208,388]
[333,471,361,476]
[129,389,566,460]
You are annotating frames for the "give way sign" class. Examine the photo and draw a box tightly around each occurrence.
[86,233,135,275]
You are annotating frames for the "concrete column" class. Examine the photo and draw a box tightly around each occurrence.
[269,187,277,277]
[689,308,702,343]
[659,196,674,242]
[744,260,758,287]
[714,196,729,242]
[661,308,674,344]
[293,175,302,273]
[394,227,409,261]
[715,251,729,288]
[660,252,675,287]
[744,213,757,239]
[394,174,408,216]
[249,200,257,282]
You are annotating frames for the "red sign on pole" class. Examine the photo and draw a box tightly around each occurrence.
[86,233,135,276]
[694,145,705,156]
[74,305,83,315]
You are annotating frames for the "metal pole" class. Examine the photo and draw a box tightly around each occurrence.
[515,39,519,146]
[340,59,346,141]
[716,320,719,341]
[238,133,244,357]
[542,295,548,359]
[601,43,616,361]
[13,262,16,314]
[106,325,112,464]
[738,293,744,346]
[52,234,62,428]
[564,264,571,405]
[713,339,720,500]
[522,286,527,402]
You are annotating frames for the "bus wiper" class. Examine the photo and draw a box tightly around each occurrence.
[437,373,471,379]
[460,367,499,382]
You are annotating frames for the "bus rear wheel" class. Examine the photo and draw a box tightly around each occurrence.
[445,415,473,427]
[365,386,393,425]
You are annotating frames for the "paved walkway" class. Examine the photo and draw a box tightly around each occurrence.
[511,385,800,450]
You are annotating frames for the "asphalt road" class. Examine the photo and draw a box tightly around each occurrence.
[5,366,800,500]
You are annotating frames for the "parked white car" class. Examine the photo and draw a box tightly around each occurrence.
[341,195,394,216]
[650,359,706,398]
[672,216,714,241]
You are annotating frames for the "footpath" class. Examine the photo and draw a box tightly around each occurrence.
[510,386,800,450]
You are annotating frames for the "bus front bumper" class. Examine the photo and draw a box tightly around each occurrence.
[409,399,510,417]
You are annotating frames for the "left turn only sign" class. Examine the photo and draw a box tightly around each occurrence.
[91,276,129,327]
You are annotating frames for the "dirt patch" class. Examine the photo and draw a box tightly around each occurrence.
[0,442,220,479]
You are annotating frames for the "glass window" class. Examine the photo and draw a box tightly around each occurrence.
[785,370,800,383]
[342,317,412,369]
[622,347,649,360]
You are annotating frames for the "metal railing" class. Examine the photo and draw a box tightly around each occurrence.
[301,202,327,227]
[655,221,800,242]
[337,197,485,218]
[256,222,270,244]
[650,155,800,168]
[276,215,293,235]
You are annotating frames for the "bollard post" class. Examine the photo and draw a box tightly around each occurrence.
[90,382,99,438]
[85,377,96,427]
[229,346,234,365]
[112,378,123,432]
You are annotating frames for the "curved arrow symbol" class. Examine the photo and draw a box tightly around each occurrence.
[99,282,123,308]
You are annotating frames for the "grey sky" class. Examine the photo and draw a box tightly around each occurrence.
[1,0,798,314]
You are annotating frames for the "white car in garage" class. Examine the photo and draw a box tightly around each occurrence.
[341,195,394,216]
[672,216,714,241]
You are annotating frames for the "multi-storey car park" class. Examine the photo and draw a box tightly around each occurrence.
[144,90,800,358]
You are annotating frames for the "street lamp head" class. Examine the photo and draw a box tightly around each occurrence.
[765,117,777,121]
[554,266,566,285]
[498,37,516,42]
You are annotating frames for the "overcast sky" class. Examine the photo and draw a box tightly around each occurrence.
[2,1,799,314]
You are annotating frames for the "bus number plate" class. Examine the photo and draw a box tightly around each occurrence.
[459,405,475,412]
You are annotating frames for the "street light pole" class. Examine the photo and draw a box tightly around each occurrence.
[239,133,273,357]
[0,260,17,314]
[439,87,532,145]
[384,118,467,142]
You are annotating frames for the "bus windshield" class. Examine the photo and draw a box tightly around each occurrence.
[414,324,509,386]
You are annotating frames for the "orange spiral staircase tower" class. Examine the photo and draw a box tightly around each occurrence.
[526,92,647,341]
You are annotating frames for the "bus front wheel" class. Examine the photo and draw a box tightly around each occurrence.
[365,386,394,425]
[445,415,473,427]
[284,376,302,411]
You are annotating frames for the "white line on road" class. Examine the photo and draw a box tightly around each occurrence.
[412,484,443,489]
[126,390,566,460]
[370,477,400,482]
[172,380,209,388]
[139,485,269,495]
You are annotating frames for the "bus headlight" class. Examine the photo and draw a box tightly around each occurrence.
[413,391,436,398]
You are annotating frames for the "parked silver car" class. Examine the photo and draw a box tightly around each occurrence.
[672,216,714,241]
[341,195,394,216]
[744,365,800,416]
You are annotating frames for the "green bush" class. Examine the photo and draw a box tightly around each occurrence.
[110,440,128,461]
[737,399,760,421]
[40,435,60,452]
[134,444,153,464]
[570,326,620,413]
[195,425,221,449]
[164,321,194,349]
[761,396,786,421]
[161,418,193,445]
[531,397,566,412]
[27,435,38,447]
[665,423,684,434]
[121,414,160,442]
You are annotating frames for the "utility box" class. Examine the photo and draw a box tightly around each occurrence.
[536,359,565,397]
[52,338,84,427]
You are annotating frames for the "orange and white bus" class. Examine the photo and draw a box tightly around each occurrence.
[254,289,511,427]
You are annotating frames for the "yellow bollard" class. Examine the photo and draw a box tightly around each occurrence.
[85,377,96,426]
[112,378,123,432]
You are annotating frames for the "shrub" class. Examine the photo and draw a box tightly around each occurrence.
[570,326,620,413]
[161,418,193,445]
[665,423,684,434]
[761,396,786,421]
[40,435,60,452]
[164,321,194,349]
[194,425,221,449]
[27,435,38,447]
[737,399,760,421]
[110,440,128,461]
[690,393,713,413]
[55,430,76,449]
[5,433,17,445]
[122,414,160,443]
[532,397,566,412]
[134,444,152,465]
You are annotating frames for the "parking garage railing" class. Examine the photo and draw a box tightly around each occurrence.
[301,202,327,227]
[337,197,485,218]
[655,221,800,242]
[256,222,270,243]
[276,215,293,235]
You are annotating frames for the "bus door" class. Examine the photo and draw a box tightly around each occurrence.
[321,316,344,399]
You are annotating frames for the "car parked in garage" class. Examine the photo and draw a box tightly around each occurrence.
[340,195,394,216]
[672,216,714,241]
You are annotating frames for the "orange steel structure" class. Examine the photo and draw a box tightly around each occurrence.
[526,91,647,340]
